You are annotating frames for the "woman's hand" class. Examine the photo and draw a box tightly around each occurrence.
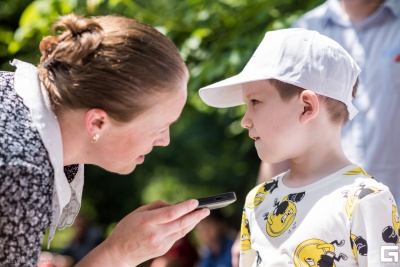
[76,199,210,267]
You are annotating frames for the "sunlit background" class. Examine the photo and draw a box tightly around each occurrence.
[0,0,323,266]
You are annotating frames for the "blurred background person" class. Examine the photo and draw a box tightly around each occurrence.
[146,236,199,267]
[58,214,105,265]
[195,210,236,267]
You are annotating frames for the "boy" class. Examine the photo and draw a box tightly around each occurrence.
[198,28,398,266]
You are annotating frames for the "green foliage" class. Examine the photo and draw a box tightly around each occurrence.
[0,0,324,251]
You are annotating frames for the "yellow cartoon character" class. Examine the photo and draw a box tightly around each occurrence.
[382,204,400,244]
[240,209,251,251]
[264,192,305,237]
[344,183,380,220]
[294,239,348,267]
[343,167,372,178]
[350,234,368,260]
[245,178,279,209]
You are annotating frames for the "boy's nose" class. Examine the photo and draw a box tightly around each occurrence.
[241,113,253,129]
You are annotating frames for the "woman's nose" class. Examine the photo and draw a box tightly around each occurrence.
[154,129,170,147]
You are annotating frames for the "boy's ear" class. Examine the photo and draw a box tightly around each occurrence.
[299,90,319,124]
[85,108,109,137]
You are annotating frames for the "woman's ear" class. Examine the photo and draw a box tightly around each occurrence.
[299,90,319,124]
[85,108,109,139]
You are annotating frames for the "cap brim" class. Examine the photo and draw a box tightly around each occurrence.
[199,73,268,108]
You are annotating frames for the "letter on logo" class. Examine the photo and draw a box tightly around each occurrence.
[381,246,399,263]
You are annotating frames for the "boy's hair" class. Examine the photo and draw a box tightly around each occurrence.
[271,78,359,125]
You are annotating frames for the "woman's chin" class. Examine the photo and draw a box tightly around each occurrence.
[120,165,138,175]
[101,164,137,175]
[98,157,144,175]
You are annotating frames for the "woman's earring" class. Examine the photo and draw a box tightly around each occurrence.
[91,134,100,143]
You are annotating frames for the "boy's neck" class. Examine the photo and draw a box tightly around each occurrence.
[283,156,352,188]
[282,127,352,188]
[340,0,384,25]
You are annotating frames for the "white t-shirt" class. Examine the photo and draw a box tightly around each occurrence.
[240,165,398,267]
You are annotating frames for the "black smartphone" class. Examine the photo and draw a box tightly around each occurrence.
[196,192,237,210]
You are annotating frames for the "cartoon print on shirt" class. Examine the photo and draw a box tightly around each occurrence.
[343,167,372,178]
[241,208,252,251]
[255,251,262,267]
[350,233,367,260]
[382,204,400,244]
[246,178,279,208]
[263,192,305,237]
[293,239,348,267]
[343,183,380,220]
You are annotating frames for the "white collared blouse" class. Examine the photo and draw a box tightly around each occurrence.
[0,60,84,266]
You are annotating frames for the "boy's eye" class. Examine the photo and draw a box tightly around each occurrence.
[251,99,259,106]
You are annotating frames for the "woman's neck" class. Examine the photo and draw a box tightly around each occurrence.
[57,109,89,166]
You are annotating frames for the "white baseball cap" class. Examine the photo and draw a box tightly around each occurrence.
[199,28,361,120]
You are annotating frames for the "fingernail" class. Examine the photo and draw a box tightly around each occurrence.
[203,208,210,216]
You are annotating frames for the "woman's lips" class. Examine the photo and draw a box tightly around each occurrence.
[137,155,145,164]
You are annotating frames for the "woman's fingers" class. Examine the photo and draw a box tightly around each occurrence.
[145,199,200,224]
[134,200,172,213]
[164,221,201,244]
[137,200,210,238]
[160,208,210,236]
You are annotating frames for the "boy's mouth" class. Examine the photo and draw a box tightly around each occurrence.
[249,135,260,141]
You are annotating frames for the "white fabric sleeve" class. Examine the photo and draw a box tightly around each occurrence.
[240,249,256,267]
[350,189,398,266]
[239,205,256,267]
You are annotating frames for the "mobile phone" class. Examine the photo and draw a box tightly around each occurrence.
[196,192,237,210]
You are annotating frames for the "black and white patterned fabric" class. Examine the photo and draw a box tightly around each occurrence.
[0,71,53,266]
[0,71,79,266]
[64,165,79,183]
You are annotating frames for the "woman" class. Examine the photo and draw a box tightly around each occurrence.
[0,13,209,267]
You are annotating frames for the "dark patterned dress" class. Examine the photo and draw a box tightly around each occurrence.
[0,71,78,266]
